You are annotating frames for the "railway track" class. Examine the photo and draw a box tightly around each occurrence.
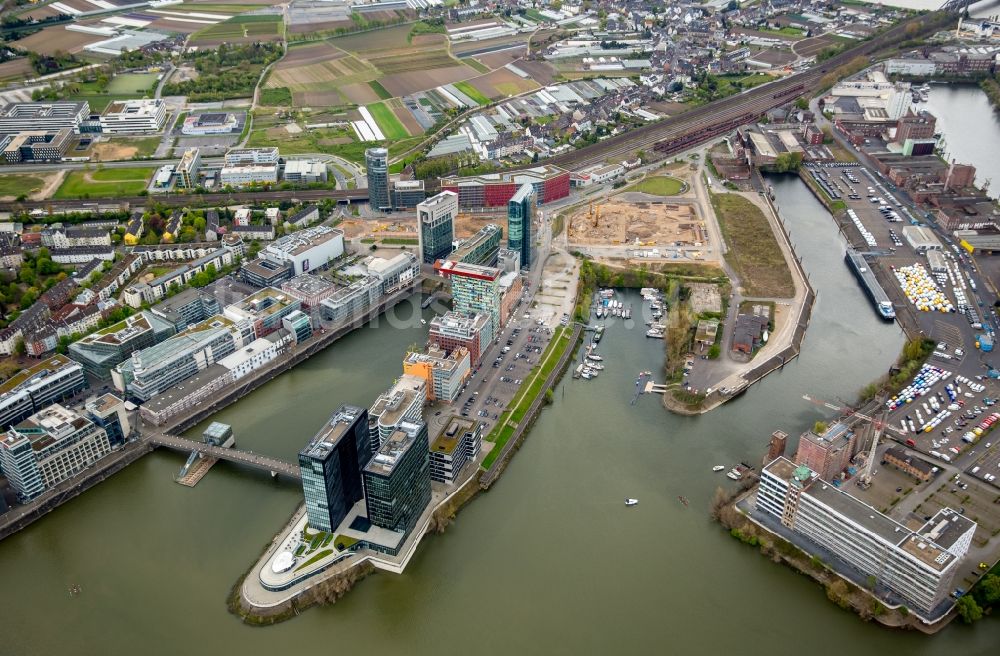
[543,13,943,169]
[0,188,369,212]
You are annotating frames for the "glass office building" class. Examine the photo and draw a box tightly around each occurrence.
[365,148,390,212]
[507,183,534,270]
[362,420,431,535]
[298,405,373,533]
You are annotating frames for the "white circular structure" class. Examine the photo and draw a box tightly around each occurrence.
[271,551,296,574]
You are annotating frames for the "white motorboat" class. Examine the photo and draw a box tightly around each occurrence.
[625,498,639,506]
[712,465,725,472]
[587,354,603,362]
[581,371,592,379]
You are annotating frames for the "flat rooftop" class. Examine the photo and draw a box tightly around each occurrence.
[301,405,365,461]
[282,274,336,299]
[227,288,296,319]
[140,363,229,414]
[0,354,76,397]
[364,420,423,477]
[434,260,501,281]
[371,375,425,428]
[431,416,478,455]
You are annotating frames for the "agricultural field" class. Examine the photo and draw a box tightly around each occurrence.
[12,26,102,56]
[365,102,409,140]
[190,14,283,46]
[328,24,412,52]
[268,34,478,104]
[467,68,538,99]
[475,47,527,70]
[453,81,489,105]
[0,58,34,83]
[54,167,156,199]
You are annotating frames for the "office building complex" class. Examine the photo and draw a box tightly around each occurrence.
[149,288,220,332]
[794,422,857,483]
[362,419,431,535]
[223,287,301,339]
[756,457,976,620]
[112,315,250,401]
[441,164,570,208]
[453,223,502,267]
[391,180,425,210]
[428,311,490,366]
[1,128,72,164]
[281,310,313,344]
[416,191,457,265]
[319,252,419,323]
[497,247,521,273]
[507,183,535,269]
[368,374,426,454]
[365,147,390,211]
[84,393,131,448]
[283,159,327,183]
[435,260,502,338]
[176,147,200,188]
[299,405,372,533]
[258,225,344,276]
[402,346,470,403]
[68,311,176,379]
[0,101,89,135]
[99,99,166,134]
[281,274,338,308]
[430,417,482,485]
[0,404,112,502]
[0,355,88,431]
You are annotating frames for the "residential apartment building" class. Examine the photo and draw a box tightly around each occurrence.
[429,417,482,485]
[149,288,221,332]
[299,405,373,533]
[362,419,431,536]
[121,248,234,308]
[0,404,112,502]
[435,260,502,338]
[417,191,457,265]
[756,457,976,620]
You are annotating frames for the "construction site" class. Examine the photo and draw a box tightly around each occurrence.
[566,199,715,259]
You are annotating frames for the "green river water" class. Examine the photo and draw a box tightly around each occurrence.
[2,113,1000,656]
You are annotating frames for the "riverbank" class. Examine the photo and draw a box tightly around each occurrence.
[714,484,950,633]
[231,322,584,624]
[662,185,815,415]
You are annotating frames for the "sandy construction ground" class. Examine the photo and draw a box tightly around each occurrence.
[568,200,707,248]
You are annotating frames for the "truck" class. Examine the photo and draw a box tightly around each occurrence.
[978,333,994,353]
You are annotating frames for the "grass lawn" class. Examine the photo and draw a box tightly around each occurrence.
[294,549,333,572]
[628,176,685,196]
[711,193,795,298]
[481,326,572,470]
[54,167,155,199]
[366,102,409,140]
[260,86,292,106]
[107,73,158,95]
[0,173,46,197]
[454,80,490,105]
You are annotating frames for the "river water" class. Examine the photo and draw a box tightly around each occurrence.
[2,93,1000,655]
[922,85,1000,199]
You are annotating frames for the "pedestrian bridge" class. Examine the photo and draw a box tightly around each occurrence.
[148,433,301,481]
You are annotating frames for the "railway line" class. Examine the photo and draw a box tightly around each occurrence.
[0,188,369,212]
[542,12,945,170]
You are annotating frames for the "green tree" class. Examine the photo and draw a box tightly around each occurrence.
[973,574,1000,607]
[956,595,983,623]
[814,421,828,435]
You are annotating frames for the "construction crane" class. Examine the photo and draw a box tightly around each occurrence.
[801,394,906,437]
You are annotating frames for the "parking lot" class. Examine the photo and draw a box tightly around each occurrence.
[426,303,555,440]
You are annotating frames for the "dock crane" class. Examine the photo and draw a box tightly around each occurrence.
[801,394,906,437]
